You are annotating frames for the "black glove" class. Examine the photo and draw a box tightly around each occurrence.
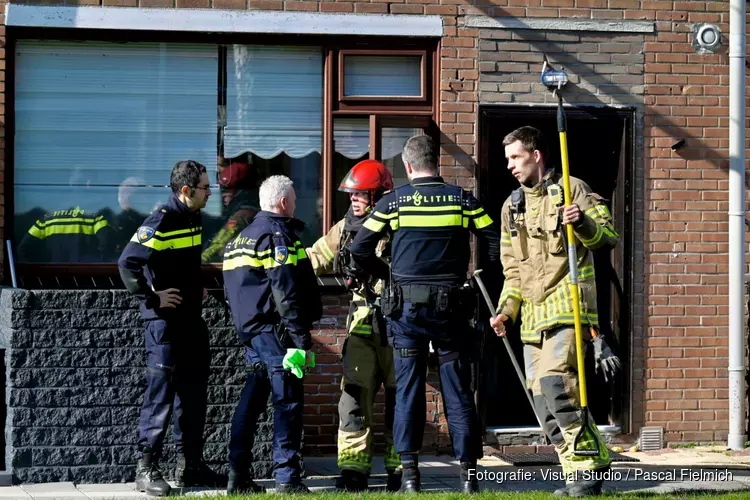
[592,335,621,383]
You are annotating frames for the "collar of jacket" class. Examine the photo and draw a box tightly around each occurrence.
[522,169,557,198]
[410,175,445,186]
[256,210,307,233]
[168,193,194,214]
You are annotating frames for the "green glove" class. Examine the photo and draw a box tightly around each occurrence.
[282,348,316,379]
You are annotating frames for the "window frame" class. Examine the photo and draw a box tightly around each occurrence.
[4,27,440,286]
[337,49,428,103]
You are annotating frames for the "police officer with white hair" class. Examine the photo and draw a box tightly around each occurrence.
[223,174,322,494]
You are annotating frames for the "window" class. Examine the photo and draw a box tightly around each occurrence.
[14,41,218,264]
[9,36,438,280]
[342,53,424,99]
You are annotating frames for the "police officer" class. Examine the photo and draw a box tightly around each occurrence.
[306,160,401,492]
[490,126,620,497]
[118,160,219,497]
[223,174,322,494]
[349,135,500,493]
[18,206,114,262]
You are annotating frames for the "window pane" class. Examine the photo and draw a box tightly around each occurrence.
[13,41,218,264]
[344,55,422,97]
[333,118,369,223]
[382,127,422,188]
[217,45,324,253]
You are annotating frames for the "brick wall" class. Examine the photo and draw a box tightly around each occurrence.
[1,0,750,449]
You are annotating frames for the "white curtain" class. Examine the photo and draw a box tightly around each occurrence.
[333,119,418,160]
[224,45,323,159]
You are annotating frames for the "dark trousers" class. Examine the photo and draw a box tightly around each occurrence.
[228,330,304,485]
[137,318,210,461]
[387,301,482,464]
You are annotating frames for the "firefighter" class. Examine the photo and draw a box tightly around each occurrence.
[118,160,220,497]
[306,160,401,492]
[201,161,259,263]
[348,135,500,493]
[490,126,620,497]
[223,174,322,494]
[18,206,114,262]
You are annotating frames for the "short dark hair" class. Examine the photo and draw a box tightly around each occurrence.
[170,160,207,194]
[502,126,549,164]
[402,134,438,174]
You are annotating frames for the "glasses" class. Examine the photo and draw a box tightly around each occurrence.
[194,185,211,191]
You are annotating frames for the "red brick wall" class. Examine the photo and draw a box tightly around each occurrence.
[3,0,750,446]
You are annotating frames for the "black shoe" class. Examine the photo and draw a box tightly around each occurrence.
[400,467,420,493]
[386,468,402,493]
[275,482,311,494]
[554,484,573,497]
[174,456,226,488]
[335,469,368,492]
[135,454,171,497]
[568,478,603,497]
[460,461,479,493]
[227,469,266,494]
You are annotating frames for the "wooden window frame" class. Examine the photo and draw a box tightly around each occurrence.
[338,49,427,103]
[4,27,439,287]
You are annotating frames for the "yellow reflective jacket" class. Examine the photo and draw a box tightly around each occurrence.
[496,171,619,344]
[307,218,389,336]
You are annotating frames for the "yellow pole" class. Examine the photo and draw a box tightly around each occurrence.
[558,128,588,408]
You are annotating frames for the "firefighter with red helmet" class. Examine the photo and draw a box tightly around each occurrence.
[201,161,260,262]
[306,159,401,492]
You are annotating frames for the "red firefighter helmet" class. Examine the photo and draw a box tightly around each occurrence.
[338,160,394,205]
[218,162,251,188]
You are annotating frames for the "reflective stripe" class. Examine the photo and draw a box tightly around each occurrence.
[317,238,335,262]
[155,226,202,238]
[398,214,463,227]
[222,246,307,271]
[29,216,109,239]
[580,225,604,247]
[472,213,493,229]
[372,210,398,219]
[364,217,386,232]
[463,208,484,216]
[501,232,513,245]
[399,205,462,212]
[131,232,202,251]
[390,219,399,231]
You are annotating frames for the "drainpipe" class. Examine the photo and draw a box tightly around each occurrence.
[728,0,747,451]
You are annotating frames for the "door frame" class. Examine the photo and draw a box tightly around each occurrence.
[476,104,637,435]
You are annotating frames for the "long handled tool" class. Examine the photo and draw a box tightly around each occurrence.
[473,269,547,436]
[541,60,601,457]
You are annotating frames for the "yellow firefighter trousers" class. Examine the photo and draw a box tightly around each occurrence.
[524,326,611,481]
[337,329,400,474]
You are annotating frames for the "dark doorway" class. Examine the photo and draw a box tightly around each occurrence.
[475,105,634,433]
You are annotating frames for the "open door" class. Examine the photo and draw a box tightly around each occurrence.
[476,106,634,435]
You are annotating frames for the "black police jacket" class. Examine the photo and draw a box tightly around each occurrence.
[222,211,322,350]
[349,176,500,286]
[118,194,203,321]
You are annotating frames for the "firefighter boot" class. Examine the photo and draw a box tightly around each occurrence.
[135,453,171,497]
[400,464,420,493]
[335,469,368,492]
[174,455,225,488]
[567,469,606,498]
[386,468,402,492]
[227,468,266,494]
[460,462,479,493]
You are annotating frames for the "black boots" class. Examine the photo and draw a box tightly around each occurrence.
[386,468,403,492]
[400,465,421,493]
[275,482,311,494]
[135,453,171,497]
[554,469,606,497]
[460,462,479,493]
[227,468,266,494]
[174,455,225,488]
[335,469,368,492]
